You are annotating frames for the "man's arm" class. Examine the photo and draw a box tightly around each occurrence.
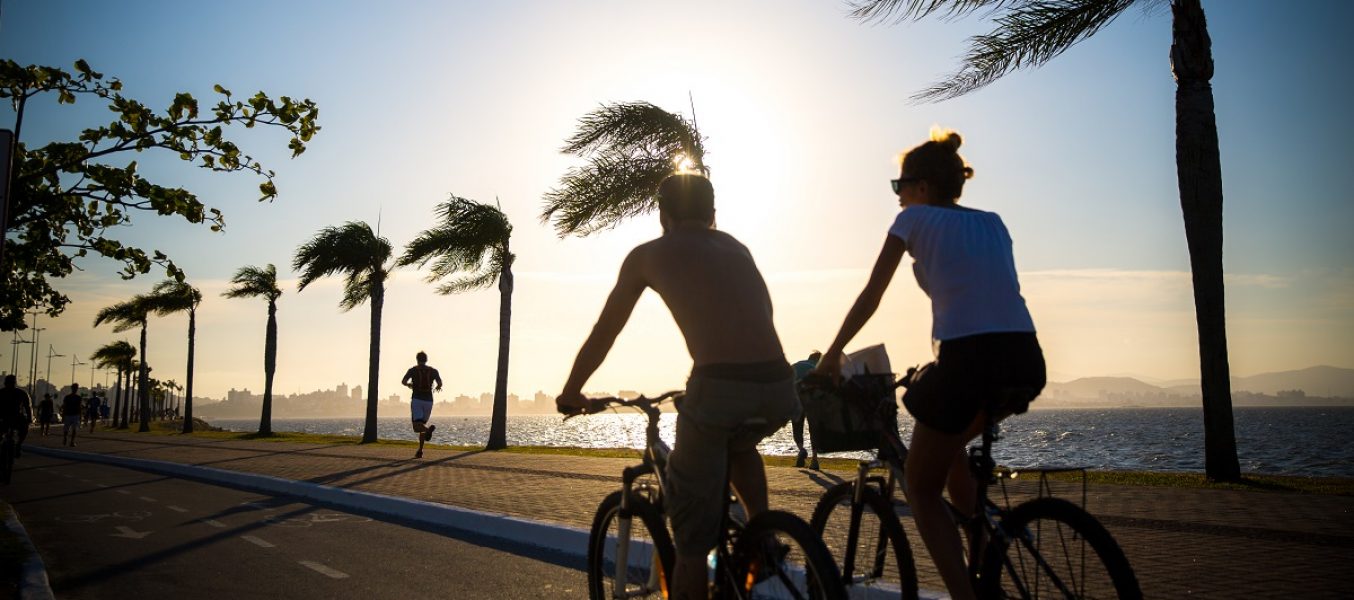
[433,369,443,392]
[401,368,414,388]
[557,250,648,412]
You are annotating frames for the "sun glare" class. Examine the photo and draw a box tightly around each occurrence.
[673,154,698,174]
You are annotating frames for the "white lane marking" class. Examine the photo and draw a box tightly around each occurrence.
[138,496,157,503]
[201,519,228,529]
[116,490,132,495]
[95,483,109,488]
[299,561,349,579]
[110,526,152,539]
[167,506,189,513]
[241,535,275,548]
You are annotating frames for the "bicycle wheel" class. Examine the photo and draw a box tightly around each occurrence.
[810,481,918,599]
[587,490,675,600]
[979,497,1141,599]
[729,509,847,600]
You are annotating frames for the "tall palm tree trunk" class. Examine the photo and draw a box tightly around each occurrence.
[111,368,123,428]
[138,324,150,432]
[260,300,278,435]
[487,263,514,450]
[362,284,384,444]
[1172,0,1239,481]
[182,308,196,433]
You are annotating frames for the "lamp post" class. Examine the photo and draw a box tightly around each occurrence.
[28,325,45,397]
[9,332,31,376]
[45,345,63,400]
[69,355,86,391]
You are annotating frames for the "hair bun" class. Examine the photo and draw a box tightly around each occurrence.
[929,126,963,152]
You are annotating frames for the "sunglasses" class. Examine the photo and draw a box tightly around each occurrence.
[890,176,922,194]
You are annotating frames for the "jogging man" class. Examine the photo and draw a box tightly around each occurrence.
[61,384,83,447]
[401,352,443,459]
[0,375,33,458]
[557,173,799,600]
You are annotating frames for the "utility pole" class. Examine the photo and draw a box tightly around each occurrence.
[9,331,31,376]
[29,324,45,397]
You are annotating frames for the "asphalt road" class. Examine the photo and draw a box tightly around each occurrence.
[1,453,590,599]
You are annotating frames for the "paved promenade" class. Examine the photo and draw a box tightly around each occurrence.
[18,430,1354,598]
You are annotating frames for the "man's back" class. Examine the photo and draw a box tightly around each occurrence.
[0,387,29,423]
[61,394,82,416]
[635,227,784,366]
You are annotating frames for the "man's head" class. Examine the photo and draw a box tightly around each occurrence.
[657,173,715,231]
[3,374,14,389]
[70,383,79,393]
[416,351,428,365]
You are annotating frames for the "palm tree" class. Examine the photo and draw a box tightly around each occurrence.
[90,340,135,432]
[294,221,393,444]
[94,295,153,432]
[400,196,516,449]
[223,264,283,435]
[145,280,203,432]
[849,0,1239,481]
[542,101,706,237]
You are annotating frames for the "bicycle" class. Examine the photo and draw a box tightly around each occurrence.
[566,391,848,600]
[802,372,1142,599]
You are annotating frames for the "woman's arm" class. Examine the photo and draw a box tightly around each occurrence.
[815,235,907,375]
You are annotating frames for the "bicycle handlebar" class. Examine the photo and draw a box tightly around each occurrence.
[559,390,684,421]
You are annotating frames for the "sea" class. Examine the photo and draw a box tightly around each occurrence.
[206,406,1354,478]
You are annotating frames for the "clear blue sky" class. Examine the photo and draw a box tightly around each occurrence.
[2,0,1351,399]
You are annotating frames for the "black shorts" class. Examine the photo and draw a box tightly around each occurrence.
[902,332,1046,435]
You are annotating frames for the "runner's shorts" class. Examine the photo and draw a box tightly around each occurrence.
[902,332,1046,434]
[410,397,434,423]
[665,375,799,556]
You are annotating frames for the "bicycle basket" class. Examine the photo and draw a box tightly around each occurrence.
[798,373,898,453]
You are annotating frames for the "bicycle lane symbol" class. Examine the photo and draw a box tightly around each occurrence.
[56,511,156,539]
[261,512,372,528]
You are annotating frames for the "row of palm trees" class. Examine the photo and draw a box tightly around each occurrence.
[92,197,515,447]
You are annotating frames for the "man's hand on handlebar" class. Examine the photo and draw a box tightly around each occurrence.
[556,390,592,416]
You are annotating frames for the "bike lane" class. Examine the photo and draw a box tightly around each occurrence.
[2,455,589,599]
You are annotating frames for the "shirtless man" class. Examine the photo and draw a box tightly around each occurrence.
[401,351,443,459]
[557,173,799,600]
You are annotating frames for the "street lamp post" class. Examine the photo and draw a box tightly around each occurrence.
[69,355,86,392]
[9,331,32,376]
[29,325,45,397]
[45,345,63,400]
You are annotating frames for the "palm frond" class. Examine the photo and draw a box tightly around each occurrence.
[222,264,282,301]
[542,153,677,236]
[543,102,706,237]
[91,340,137,370]
[94,296,150,333]
[400,196,512,295]
[146,279,202,315]
[293,221,393,294]
[912,0,1138,102]
[849,0,1015,23]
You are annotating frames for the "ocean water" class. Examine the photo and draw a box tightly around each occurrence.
[208,406,1354,478]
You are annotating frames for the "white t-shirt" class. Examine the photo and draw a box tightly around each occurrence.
[888,205,1036,342]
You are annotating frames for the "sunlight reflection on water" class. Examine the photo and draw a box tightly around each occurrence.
[209,406,1354,477]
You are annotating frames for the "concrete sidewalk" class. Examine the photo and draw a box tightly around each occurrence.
[17,430,1354,598]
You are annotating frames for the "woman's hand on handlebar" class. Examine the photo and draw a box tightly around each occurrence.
[808,349,844,384]
[556,390,591,416]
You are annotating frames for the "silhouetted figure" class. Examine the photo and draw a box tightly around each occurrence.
[812,130,1046,600]
[61,384,83,447]
[556,173,799,600]
[86,394,101,434]
[402,351,443,459]
[791,351,822,470]
[0,375,33,458]
[38,393,54,436]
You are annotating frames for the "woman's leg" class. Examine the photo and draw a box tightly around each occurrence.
[905,420,976,600]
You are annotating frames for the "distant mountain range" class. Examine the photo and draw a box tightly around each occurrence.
[1040,365,1354,408]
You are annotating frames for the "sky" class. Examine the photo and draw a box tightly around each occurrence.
[2,0,1352,401]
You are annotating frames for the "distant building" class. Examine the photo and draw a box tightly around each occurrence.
[337,383,348,398]
[228,388,254,403]
[534,391,553,404]
[352,385,363,400]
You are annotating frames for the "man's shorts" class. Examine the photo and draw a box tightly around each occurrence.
[63,416,79,432]
[665,369,799,556]
[902,332,1046,435]
[410,398,434,423]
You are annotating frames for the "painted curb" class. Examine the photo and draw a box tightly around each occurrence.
[27,446,590,561]
[3,508,56,600]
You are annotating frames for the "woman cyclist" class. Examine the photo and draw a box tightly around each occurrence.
[813,129,1046,600]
